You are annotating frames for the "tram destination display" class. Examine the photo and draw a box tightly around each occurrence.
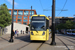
[32,17,45,19]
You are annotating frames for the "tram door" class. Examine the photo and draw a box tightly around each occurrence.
[26,27,28,34]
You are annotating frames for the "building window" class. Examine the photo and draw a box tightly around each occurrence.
[18,19,22,21]
[9,10,11,15]
[23,23,27,25]
[18,11,23,15]
[29,17,31,19]
[23,20,27,22]
[24,11,29,15]
[29,20,31,24]
[24,17,27,19]
[30,11,34,16]
[18,16,22,18]
[29,20,31,22]
[14,16,16,18]
[14,10,17,15]
[14,19,16,21]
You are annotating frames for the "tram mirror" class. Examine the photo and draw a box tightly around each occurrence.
[32,27,34,29]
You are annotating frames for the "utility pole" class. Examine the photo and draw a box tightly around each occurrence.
[50,0,56,45]
[31,6,32,16]
[9,0,14,42]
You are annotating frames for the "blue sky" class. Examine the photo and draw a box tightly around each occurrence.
[0,0,75,17]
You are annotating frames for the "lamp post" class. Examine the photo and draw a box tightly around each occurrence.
[50,0,56,45]
[31,6,32,16]
[9,0,14,42]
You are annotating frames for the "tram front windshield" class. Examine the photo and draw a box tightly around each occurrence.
[31,21,45,31]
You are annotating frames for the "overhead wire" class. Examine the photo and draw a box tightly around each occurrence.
[4,0,19,8]
[57,0,67,16]
[39,0,44,14]
[4,0,11,5]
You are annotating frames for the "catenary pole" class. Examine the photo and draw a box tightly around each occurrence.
[31,6,32,16]
[50,0,56,45]
[9,0,14,42]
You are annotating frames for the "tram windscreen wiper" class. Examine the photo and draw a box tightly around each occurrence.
[35,29,38,33]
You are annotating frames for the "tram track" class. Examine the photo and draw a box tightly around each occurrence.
[59,35,75,40]
[18,34,74,50]
[36,41,45,50]
[56,37,70,50]
[18,41,45,50]
[56,35,75,45]
[18,41,32,50]
[56,34,75,40]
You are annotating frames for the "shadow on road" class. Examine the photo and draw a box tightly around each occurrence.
[0,37,9,41]
[31,41,45,43]
[15,35,46,43]
[15,35,31,42]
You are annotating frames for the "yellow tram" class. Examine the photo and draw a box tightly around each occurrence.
[30,15,49,41]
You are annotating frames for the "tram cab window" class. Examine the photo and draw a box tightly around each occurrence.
[31,21,45,31]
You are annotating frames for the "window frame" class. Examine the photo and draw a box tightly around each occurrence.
[18,11,23,15]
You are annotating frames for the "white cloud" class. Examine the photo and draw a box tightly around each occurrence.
[7,0,18,6]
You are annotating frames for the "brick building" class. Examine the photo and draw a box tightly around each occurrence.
[8,9,37,25]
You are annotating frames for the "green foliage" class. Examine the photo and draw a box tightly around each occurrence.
[65,20,74,29]
[56,23,66,29]
[28,24,30,26]
[56,20,75,29]
[73,22,75,28]
[0,3,12,28]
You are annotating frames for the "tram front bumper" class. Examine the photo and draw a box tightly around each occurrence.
[30,36,46,41]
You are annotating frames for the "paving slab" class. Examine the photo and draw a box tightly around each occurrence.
[56,34,75,50]
[39,36,66,50]
[0,34,75,50]
[20,43,42,50]
[2,41,29,50]
[0,34,30,50]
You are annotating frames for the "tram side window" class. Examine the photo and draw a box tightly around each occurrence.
[46,20,49,29]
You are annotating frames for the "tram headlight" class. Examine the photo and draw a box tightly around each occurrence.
[42,32,45,35]
[31,32,34,35]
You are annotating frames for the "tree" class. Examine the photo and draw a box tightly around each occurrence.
[0,4,12,35]
[28,24,30,26]
[73,22,75,29]
[56,20,75,29]
[65,20,74,29]
[56,23,65,29]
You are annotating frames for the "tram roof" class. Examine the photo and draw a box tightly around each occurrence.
[31,15,49,20]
